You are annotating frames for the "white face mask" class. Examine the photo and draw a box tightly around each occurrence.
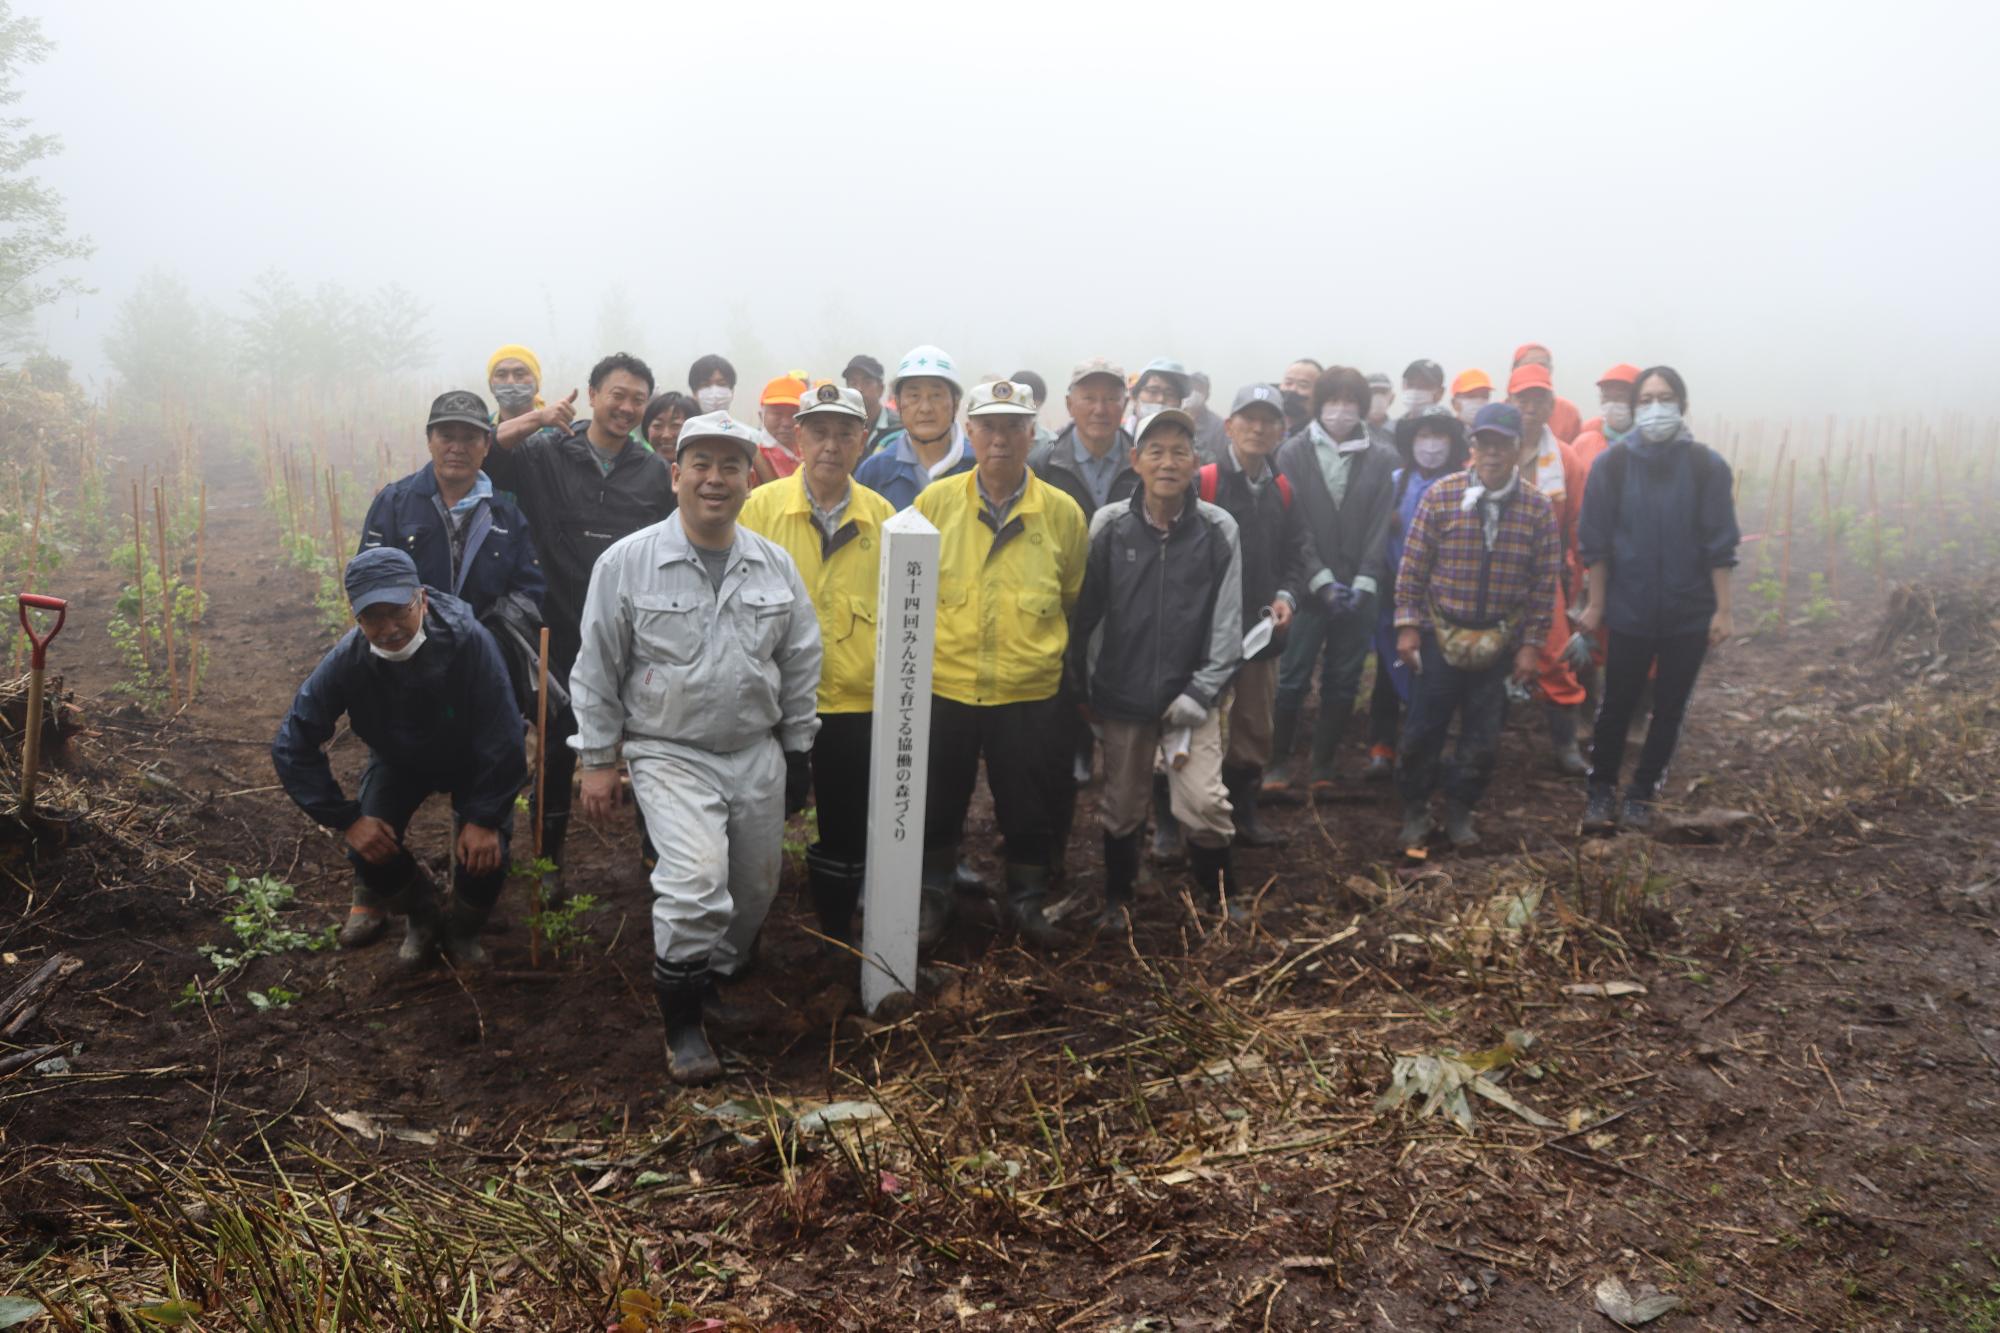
[1455,396,1488,425]
[695,385,733,413]
[1403,388,1436,412]
[1133,400,1166,422]
[1636,401,1683,444]
[1601,400,1634,433]
[1320,403,1360,437]
[368,623,427,662]
[1412,435,1451,470]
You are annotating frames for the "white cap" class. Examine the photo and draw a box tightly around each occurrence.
[965,379,1038,417]
[892,344,963,395]
[674,411,762,459]
[796,383,867,421]
[1135,408,1197,444]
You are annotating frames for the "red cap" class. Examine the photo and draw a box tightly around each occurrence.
[1512,342,1551,368]
[1596,363,1641,387]
[1506,363,1553,396]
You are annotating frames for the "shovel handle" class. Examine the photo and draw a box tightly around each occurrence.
[17,594,67,671]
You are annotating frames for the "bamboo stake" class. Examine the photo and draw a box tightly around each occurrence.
[1932,435,1950,573]
[1778,459,1797,632]
[189,483,208,708]
[1867,454,1884,591]
[153,485,178,706]
[531,626,551,969]
[130,479,148,672]
[1818,456,1838,601]
[327,466,344,561]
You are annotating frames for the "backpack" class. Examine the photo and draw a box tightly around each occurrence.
[1198,463,1291,510]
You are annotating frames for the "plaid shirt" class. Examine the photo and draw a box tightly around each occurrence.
[1393,471,1560,647]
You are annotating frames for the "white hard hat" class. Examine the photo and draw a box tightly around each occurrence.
[892,344,963,396]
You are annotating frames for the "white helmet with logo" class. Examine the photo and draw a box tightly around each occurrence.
[892,344,963,397]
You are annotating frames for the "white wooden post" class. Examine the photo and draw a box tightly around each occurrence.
[861,507,939,1013]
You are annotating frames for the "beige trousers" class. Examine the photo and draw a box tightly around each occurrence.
[1099,711,1233,847]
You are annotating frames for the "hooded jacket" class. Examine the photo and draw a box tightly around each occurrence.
[271,590,526,832]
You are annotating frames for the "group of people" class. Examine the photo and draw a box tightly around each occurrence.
[272,339,1742,1084]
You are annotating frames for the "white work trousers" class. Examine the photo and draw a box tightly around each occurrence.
[628,736,786,973]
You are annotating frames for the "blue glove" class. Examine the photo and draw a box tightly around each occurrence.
[1314,581,1355,615]
[1348,587,1377,622]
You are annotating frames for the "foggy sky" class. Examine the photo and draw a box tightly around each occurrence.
[22,0,2000,428]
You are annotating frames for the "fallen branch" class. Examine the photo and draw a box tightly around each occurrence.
[0,953,82,1037]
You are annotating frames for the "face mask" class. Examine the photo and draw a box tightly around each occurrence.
[1412,435,1451,471]
[1370,394,1392,418]
[1403,389,1435,412]
[1183,390,1207,415]
[1455,396,1487,425]
[1601,401,1634,433]
[368,622,427,662]
[1636,402,1683,444]
[695,385,733,413]
[1320,403,1360,437]
[1133,401,1165,422]
[491,382,535,412]
[1280,390,1308,421]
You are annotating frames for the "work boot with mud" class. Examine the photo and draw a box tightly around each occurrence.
[805,845,865,952]
[1224,764,1288,849]
[917,848,956,950]
[1544,703,1589,777]
[338,895,388,950]
[1398,803,1436,852]
[441,898,493,970]
[388,863,442,971]
[653,959,722,1086]
[1620,786,1657,834]
[1099,831,1139,930]
[1581,784,1619,836]
[1149,773,1185,862]
[1187,842,1247,924]
[1443,800,1480,850]
[1003,863,1064,950]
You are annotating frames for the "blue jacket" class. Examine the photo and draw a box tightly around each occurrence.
[1577,432,1740,638]
[271,590,525,831]
[358,466,545,616]
[853,428,975,510]
[1374,466,1454,703]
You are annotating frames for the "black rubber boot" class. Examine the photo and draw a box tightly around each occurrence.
[805,845,865,950]
[1442,799,1480,849]
[338,877,388,950]
[1581,784,1619,836]
[1545,702,1589,777]
[441,896,493,970]
[1620,785,1657,833]
[1187,842,1247,924]
[1261,703,1302,800]
[1307,708,1348,791]
[652,959,722,1086]
[1398,802,1436,851]
[919,847,957,950]
[389,862,442,971]
[1003,863,1064,950]
[1224,764,1288,849]
[1149,773,1185,863]
[1100,831,1139,930]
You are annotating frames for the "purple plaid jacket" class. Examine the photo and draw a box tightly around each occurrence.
[1393,471,1559,647]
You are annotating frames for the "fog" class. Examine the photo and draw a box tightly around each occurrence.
[21,0,1999,423]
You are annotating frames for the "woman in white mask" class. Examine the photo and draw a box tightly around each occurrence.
[688,353,738,417]
[1575,365,1741,835]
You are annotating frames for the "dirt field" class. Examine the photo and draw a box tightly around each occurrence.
[3,464,1998,1331]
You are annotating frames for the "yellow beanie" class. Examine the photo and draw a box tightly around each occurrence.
[486,344,545,408]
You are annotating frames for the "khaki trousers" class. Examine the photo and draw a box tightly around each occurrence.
[1099,711,1233,848]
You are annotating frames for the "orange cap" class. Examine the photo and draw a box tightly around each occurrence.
[1507,363,1553,395]
[1451,368,1493,396]
[1512,342,1550,368]
[1596,363,1641,387]
[760,373,809,406]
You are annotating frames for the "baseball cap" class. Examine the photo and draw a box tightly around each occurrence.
[1136,357,1190,395]
[426,389,494,433]
[797,383,867,421]
[965,379,1038,417]
[1229,383,1287,418]
[675,411,762,459]
[1403,359,1445,388]
[760,373,810,407]
[1451,369,1494,397]
[1366,372,1393,392]
[1135,408,1197,444]
[345,547,422,612]
[842,354,886,383]
[1068,356,1126,390]
[1507,364,1554,396]
[1596,363,1642,388]
[1470,403,1524,441]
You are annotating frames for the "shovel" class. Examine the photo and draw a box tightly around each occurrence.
[16,594,67,817]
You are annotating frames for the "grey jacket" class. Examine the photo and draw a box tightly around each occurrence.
[569,512,823,765]
[1274,427,1401,593]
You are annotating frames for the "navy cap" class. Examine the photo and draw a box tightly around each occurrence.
[1229,383,1287,418]
[1470,402,1524,441]
[345,547,422,612]
[843,354,886,382]
[1403,358,1445,388]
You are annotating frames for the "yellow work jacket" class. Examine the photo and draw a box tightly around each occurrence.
[738,473,896,714]
[913,468,1088,707]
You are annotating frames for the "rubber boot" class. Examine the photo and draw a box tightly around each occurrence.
[1261,703,1302,799]
[1544,702,1589,777]
[1620,785,1657,834]
[1442,799,1480,850]
[1224,764,1288,849]
[1187,842,1247,924]
[441,896,493,970]
[1003,863,1064,950]
[1149,773,1185,863]
[918,847,956,950]
[805,845,865,951]
[652,959,721,1086]
[1100,831,1139,930]
[1581,783,1619,836]
[388,861,442,971]
[1308,707,1348,794]
[338,878,388,950]
[1361,744,1396,784]
[1398,802,1436,851]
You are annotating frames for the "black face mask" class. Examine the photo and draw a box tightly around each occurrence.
[1281,391,1308,431]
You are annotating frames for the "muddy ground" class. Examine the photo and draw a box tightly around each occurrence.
[2,465,1997,1331]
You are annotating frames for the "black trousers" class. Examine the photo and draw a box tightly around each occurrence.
[925,695,1066,869]
[810,712,873,863]
[1589,629,1709,795]
[348,754,513,910]
[1366,652,1403,748]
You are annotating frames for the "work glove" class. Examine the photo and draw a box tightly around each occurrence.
[1314,580,1355,616]
[784,749,813,816]
[1161,693,1208,730]
[1348,587,1377,622]
[1560,630,1595,673]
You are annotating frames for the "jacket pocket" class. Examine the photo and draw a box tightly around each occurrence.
[1011,586,1066,659]
[631,592,705,666]
[737,584,795,657]
[832,594,875,645]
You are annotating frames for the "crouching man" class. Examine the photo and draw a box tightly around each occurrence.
[569,412,823,1086]
[272,548,525,969]
[1067,409,1245,926]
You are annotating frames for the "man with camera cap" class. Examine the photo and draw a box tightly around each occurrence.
[738,384,895,949]
[272,547,525,970]
[914,378,1089,950]
[569,411,823,1085]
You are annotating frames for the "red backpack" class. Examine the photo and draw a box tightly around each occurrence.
[1198,463,1291,509]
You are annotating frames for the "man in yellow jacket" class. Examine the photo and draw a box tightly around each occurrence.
[739,385,895,947]
[913,379,1088,949]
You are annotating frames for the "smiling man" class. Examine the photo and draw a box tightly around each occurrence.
[273,548,525,972]
[483,353,677,901]
[570,411,822,1085]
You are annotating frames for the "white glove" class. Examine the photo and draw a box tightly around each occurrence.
[1162,693,1207,730]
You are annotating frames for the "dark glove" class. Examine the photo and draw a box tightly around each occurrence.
[784,749,812,816]
[1314,580,1355,615]
[1348,587,1377,622]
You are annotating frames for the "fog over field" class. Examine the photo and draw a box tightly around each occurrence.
[20,0,1998,421]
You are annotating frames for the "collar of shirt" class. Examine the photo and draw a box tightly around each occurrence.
[1228,443,1271,486]
[1140,493,1188,533]
[654,511,761,576]
[807,481,853,539]
[433,468,493,518]
[895,425,969,480]
[977,470,1029,526]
